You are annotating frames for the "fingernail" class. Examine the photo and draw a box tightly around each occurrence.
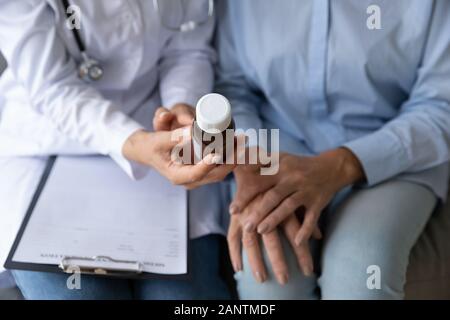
[159,111,169,119]
[295,235,304,246]
[255,271,265,283]
[212,155,222,164]
[303,265,313,277]
[279,273,288,285]
[244,222,255,233]
[233,262,242,272]
[204,154,215,165]
[257,223,269,234]
[183,127,191,136]
[229,204,239,215]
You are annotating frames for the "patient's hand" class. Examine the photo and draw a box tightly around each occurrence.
[227,194,316,285]
[153,104,195,131]
[232,149,363,249]
[229,157,278,215]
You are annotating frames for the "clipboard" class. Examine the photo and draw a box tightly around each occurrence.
[5,156,191,280]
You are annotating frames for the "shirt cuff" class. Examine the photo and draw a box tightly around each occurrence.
[108,121,149,180]
[343,129,410,186]
[162,88,203,109]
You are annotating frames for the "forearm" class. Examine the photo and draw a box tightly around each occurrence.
[0,1,145,160]
[159,58,214,108]
[343,0,450,186]
[122,129,153,166]
[158,14,215,108]
[343,102,450,186]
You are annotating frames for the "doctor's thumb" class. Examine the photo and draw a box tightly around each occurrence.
[153,107,174,131]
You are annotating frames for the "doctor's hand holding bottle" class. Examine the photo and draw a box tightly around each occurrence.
[123,103,237,189]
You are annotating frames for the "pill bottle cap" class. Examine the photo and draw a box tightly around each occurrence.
[196,93,232,134]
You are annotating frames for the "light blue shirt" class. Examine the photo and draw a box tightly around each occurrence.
[215,0,450,200]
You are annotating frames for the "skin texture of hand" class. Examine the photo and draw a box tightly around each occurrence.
[227,194,317,285]
[122,129,235,188]
[148,103,239,188]
[230,165,275,215]
[228,148,363,283]
[232,148,364,245]
[153,104,195,131]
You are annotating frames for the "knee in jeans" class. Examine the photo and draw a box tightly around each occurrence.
[234,269,318,300]
[319,239,406,299]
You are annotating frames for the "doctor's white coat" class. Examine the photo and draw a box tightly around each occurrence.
[0,0,226,271]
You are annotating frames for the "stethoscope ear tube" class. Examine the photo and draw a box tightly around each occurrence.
[60,0,214,82]
[61,0,85,52]
[61,0,104,82]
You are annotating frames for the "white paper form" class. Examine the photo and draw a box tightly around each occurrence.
[12,156,187,275]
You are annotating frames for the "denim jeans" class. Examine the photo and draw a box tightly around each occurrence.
[12,235,231,300]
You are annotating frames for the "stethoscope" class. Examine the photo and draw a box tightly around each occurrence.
[61,0,214,82]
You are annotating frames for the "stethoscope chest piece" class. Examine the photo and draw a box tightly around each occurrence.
[78,52,104,82]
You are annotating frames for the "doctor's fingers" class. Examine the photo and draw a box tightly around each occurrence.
[227,216,243,272]
[160,127,193,153]
[170,104,195,128]
[153,107,174,131]
[183,163,236,190]
[261,229,289,285]
[168,153,220,185]
[282,215,314,277]
[183,136,245,189]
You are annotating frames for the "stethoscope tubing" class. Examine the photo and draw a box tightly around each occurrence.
[61,0,214,81]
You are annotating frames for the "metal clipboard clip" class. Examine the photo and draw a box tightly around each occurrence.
[59,255,144,276]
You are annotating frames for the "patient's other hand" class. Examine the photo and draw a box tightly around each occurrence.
[153,104,195,131]
[227,194,316,285]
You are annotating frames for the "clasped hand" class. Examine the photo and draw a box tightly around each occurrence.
[228,149,364,284]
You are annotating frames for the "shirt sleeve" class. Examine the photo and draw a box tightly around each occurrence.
[344,0,450,186]
[214,0,263,148]
[0,0,146,179]
[158,2,216,109]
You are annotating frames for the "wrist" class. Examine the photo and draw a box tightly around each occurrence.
[122,129,151,164]
[322,148,365,188]
[336,147,365,187]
